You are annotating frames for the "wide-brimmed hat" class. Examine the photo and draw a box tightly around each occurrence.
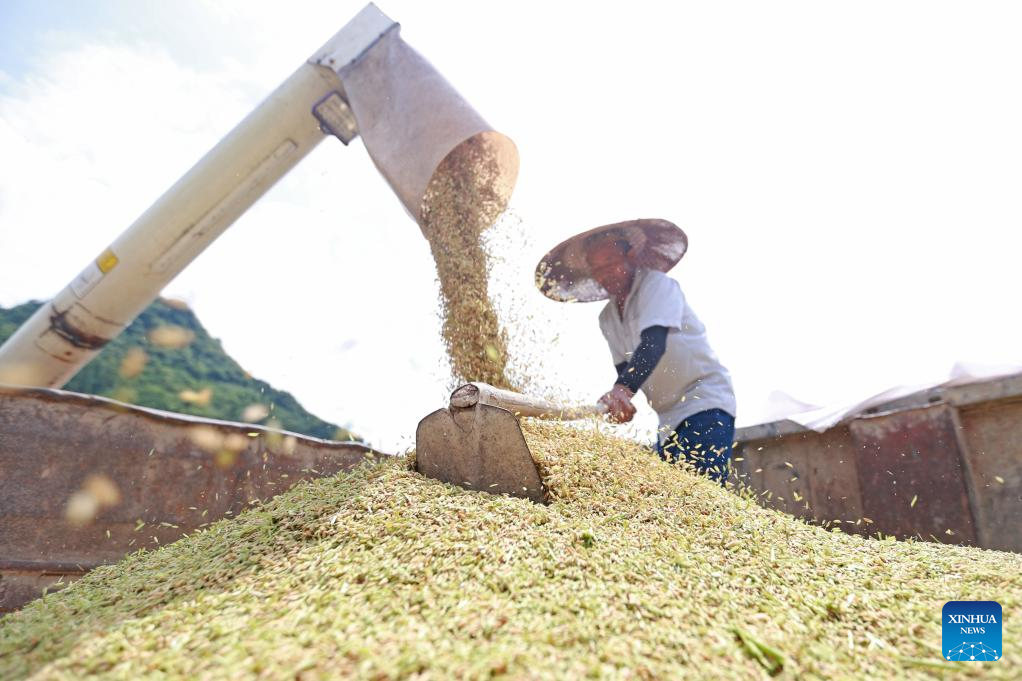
[535,219,688,302]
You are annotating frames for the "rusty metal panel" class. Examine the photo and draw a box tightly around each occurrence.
[850,404,977,545]
[0,564,83,613]
[957,400,1022,552]
[734,376,1022,552]
[730,441,761,490]
[731,442,770,510]
[0,386,379,612]
[736,428,867,533]
[740,438,814,521]
[801,428,865,529]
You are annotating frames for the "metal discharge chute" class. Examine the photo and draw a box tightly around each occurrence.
[0,3,518,388]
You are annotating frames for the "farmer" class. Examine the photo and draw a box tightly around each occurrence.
[535,219,737,483]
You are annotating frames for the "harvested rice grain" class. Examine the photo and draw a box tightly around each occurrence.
[1,422,1018,679]
[421,135,515,389]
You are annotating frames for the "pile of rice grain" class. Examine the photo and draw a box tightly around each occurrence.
[1,422,1018,679]
[420,135,515,390]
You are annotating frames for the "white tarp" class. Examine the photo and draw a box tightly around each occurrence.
[759,362,1022,433]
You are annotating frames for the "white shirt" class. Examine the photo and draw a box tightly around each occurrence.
[598,268,736,442]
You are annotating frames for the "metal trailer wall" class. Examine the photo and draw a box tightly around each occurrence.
[732,374,1022,553]
[0,387,379,613]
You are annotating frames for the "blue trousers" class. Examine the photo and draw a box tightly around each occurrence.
[656,408,735,484]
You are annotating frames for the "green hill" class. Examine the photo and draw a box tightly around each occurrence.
[0,299,356,441]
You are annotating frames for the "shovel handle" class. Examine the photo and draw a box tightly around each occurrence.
[450,382,606,421]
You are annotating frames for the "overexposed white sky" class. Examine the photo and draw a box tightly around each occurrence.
[2,1,1021,450]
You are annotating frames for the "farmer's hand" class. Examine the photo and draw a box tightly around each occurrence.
[599,384,636,424]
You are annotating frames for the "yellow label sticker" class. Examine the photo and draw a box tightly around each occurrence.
[97,249,119,274]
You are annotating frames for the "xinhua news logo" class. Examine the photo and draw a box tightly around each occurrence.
[943,601,1002,662]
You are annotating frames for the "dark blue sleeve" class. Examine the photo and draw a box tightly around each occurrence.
[616,325,669,393]
[615,361,628,384]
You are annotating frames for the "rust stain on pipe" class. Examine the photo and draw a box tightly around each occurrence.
[48,307,111,351]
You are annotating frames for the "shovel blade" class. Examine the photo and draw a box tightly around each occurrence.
[415,404,546,503]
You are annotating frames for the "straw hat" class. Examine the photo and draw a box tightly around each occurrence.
[535,219,688,302]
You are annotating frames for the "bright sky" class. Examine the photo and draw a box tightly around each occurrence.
[2,1,1021,451]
